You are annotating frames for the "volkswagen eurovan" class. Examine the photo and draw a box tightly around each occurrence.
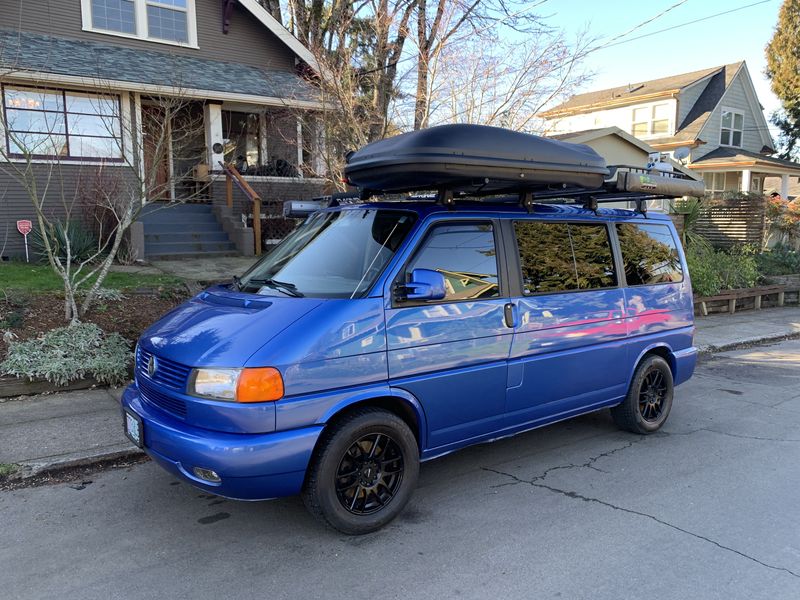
[122,124,701,534]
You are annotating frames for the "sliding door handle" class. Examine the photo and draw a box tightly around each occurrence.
[504,302,516,328]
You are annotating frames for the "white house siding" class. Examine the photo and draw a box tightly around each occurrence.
[545,98,678,141]
[693,72,767,161]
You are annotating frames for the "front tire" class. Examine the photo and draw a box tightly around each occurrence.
[611,355,674,434]
[302,408,419,535]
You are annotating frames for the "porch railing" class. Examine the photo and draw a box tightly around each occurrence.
[219,161,262,256]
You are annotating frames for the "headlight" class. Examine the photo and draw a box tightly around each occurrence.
[188,367,284,403]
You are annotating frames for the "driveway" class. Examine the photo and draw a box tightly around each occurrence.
[3,340,800,600]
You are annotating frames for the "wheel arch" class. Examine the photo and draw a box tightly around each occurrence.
[317,388,428,452]
[630,343,676,382]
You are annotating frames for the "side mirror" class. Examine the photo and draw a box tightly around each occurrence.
[404,268,446,301]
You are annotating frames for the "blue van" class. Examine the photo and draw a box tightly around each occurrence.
[122,125,701,534]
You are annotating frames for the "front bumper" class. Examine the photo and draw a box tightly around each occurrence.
[122,385,323,500]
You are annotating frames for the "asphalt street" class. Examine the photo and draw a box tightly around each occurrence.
[4,339,800,600]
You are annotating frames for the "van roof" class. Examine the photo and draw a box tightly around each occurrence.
[333,200,674,222]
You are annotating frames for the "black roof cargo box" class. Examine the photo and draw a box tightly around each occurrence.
[344,124,609,195]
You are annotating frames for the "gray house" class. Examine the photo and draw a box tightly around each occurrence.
[0,0,326,260]
[540,62,800,199]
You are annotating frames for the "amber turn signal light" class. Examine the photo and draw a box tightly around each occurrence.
[236,367,284,403]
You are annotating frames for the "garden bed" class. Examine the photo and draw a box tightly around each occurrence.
[694,285,800,316]
[0,289,188,359]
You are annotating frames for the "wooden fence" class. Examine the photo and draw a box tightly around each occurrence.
[694,195,767,248]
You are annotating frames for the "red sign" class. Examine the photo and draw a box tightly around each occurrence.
[16,220,32,236]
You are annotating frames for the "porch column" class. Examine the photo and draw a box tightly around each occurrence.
[741,169,751,193]
[296,117,304,178]
[782,174,790,199]
[204,102,224,170]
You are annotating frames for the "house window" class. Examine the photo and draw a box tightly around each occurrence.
[720,108,744,147]
[81,0,196,46]
[631,103,671,137]
[90,0,136,34]
[703,172,726,195]
[3,86,122,160]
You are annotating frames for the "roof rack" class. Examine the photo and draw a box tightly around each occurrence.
[284,165,704,218]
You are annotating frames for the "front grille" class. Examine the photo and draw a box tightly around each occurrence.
[138,377,188,418]
[136,346,192,390]
[136,346,191,419]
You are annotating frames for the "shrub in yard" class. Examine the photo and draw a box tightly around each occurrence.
[1,323,132,386]
[686,246,759,296]
[756,244,800,276]
[30,221,98,265]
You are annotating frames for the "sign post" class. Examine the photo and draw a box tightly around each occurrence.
[16,220,32,263]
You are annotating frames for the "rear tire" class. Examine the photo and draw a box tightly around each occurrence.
[302,408,419,535]
[611,355,674,434]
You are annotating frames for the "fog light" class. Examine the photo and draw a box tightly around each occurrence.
[193,467,221,483]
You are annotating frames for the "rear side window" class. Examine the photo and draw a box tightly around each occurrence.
[616,223,683,285]
[406,222,499,301]
[514,221,616,294]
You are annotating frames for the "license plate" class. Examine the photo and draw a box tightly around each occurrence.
[124,409,144,448]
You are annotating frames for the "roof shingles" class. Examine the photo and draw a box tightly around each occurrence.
[0,28,319,102]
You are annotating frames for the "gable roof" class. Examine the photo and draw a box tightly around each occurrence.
[645,62,743,147]
[0,28,320,105]
[540,65,727,118]
[237,0,320,73]
[550,126,696,177]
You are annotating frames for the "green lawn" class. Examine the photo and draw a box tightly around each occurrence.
[1,262,184,292]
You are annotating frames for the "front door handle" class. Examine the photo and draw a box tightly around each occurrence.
[504,302,516,328]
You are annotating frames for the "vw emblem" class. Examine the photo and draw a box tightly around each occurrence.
[147,355,158,378]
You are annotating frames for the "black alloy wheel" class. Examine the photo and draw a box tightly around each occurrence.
[611,354,674,434]
[302,408,419,535]
[335,433,405,515]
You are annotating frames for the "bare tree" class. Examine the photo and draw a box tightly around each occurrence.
[0,76,205,322]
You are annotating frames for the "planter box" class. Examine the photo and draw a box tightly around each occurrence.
[694,284,800,316]
[0,375,103,398]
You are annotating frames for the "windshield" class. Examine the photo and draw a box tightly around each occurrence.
[237,209,417,299]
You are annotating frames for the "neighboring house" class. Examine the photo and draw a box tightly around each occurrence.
[540,62,800,201]
[0,0,326,260]
[548,126,695,210]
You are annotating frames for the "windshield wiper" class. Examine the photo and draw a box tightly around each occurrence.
[244,278,304,298]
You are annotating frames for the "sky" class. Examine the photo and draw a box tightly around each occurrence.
[543,0,783,134]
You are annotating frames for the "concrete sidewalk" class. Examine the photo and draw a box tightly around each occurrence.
[2,306,800,481]
[694,306,800,353]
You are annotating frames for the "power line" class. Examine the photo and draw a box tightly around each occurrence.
[594,0,774,51]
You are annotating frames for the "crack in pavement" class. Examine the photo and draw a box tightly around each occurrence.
[659,428,800,443]
[482,466,800,580]
[486,438,641,489]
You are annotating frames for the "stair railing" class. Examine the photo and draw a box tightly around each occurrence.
[219,161,262,256]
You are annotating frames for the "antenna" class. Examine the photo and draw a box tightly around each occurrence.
[673,146,691,161]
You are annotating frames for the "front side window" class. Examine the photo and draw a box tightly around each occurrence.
[405,222,499,302]
[616,223,683,285]
[3,86,122,159]
[83,0,194,45]
[238,209,416,299]
[514,221,616,294]
[720,108,744,147]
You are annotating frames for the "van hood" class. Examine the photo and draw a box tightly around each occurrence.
[138,285,324,367]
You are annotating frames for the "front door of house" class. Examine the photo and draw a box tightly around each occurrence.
[142,105,172,201]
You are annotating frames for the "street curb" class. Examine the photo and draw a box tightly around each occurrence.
[5,447,145,483]
[697,331,800,359]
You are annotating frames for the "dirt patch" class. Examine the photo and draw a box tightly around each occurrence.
[0,454,150,492]
[0,289,189,357]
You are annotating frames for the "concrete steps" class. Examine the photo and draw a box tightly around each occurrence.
[138,202,239,260]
